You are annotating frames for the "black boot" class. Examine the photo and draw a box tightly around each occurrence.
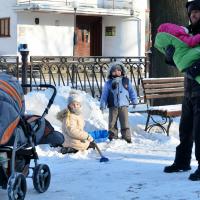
[122,136,132,143]
[188,166,200,181]
[121,128,132,143]
[60,147,78,154]
[164,163,191,173]
[125,138,132,143]
[108,132,118,141]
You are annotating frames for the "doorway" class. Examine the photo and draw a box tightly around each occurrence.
[74,16,102,56]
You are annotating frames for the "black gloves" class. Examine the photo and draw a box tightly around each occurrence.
[186,60,200,78]
[165,45,176,66]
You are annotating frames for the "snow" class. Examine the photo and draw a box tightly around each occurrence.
[1,86,200,200]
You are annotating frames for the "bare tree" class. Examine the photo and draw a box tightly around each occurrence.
[149,0,188,78]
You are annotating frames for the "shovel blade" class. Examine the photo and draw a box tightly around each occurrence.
[100,157,109,162]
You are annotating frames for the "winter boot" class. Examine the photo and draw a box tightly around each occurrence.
[188,166,200,181]
[108,132,118,141]
[121,128,132,143]
[122,136,132,143]
[164,163,191,173]
[60,147,78,154]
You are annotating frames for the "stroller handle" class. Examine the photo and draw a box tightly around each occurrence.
[21,84,57,118]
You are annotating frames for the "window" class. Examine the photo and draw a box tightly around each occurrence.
[105,26,116,36]
[0,18,10,37]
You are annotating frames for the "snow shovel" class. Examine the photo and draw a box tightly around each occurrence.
[93,142,109,162]
[88,130,109,143]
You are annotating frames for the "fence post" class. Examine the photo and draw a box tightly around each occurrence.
[145,49,152,78]
[72,63,75,88]
[20,44,29,94]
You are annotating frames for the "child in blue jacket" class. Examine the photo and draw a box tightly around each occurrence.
[100,62,138,143]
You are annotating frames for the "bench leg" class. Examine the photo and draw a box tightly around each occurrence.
[145,113,150,131]
[166,117,173,136]
[145,114,173,136]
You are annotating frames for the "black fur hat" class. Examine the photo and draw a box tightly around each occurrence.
[186,0,200,17]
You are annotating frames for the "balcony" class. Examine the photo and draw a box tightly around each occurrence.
[15,0,137,16]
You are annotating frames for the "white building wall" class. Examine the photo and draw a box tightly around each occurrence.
[102,0,147,57]
[134,0,147,56]
[17,12,74,56]
[102,16,139,57]
[0,0,147,56]
[0,0,17,55]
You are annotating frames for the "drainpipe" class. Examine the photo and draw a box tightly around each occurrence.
[137,18,141,57]
[131,0,141,56]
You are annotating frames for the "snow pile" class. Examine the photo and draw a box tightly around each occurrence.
[25,86,107,132]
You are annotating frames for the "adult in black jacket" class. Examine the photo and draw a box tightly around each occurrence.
[163,0,200,181]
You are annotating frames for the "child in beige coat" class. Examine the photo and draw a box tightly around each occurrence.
[57,91,94,154]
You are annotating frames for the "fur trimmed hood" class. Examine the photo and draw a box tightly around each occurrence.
[107,61,127,79]
[56,108,68,121]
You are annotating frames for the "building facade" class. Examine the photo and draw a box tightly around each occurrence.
[0,0,147,56]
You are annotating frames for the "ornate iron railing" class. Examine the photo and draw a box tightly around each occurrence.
[30,56,147,101]
[0,55,147,102]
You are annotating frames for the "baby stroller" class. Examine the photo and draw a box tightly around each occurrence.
[0,73,64,200]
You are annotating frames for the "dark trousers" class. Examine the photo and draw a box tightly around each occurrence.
[175,96,200,166]
[108,106,131,140]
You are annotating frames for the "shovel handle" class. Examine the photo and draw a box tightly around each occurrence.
[93,142,103,157]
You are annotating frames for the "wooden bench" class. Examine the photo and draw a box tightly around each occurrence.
[142,77,184,136]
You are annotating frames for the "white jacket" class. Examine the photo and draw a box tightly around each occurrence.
[57,109,93,151]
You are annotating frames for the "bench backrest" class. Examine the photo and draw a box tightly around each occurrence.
[142,77,184,101]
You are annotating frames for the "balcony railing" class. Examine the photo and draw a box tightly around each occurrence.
[16,0,134,10]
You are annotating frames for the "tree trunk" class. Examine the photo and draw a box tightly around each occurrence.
[149,0,188,78]
[149,0,188,105]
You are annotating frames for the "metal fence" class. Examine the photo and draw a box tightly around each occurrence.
[0,55,148,102]
[30,56,147,100]
[0,56,19,78]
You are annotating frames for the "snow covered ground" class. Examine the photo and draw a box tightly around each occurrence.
[1,86,200,200]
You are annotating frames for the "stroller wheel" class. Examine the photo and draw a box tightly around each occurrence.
[33,164,51,193]
[7,173,27,200]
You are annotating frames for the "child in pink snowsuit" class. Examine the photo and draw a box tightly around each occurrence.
[158,22,200,47]
[156,22,200,82]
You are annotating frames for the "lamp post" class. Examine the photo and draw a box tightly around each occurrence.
[72,0,79,56]
[20,44,29,94]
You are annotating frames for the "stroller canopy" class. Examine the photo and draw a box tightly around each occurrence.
[0,73,25,145]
